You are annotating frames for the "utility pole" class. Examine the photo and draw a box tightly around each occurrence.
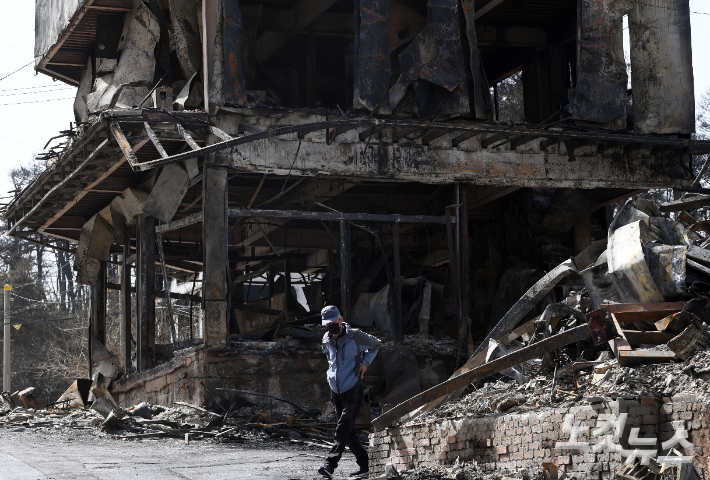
[3,284,10,393]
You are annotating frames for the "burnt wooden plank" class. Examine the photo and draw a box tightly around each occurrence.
[481,132,509,148]
[421,129,448,145]
[109,123,140,168]
[373,324,593,429]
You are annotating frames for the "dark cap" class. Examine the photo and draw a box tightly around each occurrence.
[321,305,341,325]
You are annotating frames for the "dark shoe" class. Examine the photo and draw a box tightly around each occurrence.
[349,466,369,478]
[318,465,334,479]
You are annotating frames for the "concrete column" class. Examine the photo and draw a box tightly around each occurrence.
[202,161,228,348]
[629,0,695,134]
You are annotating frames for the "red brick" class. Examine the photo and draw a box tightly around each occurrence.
[496,445,508,454]
[641,397,655,407]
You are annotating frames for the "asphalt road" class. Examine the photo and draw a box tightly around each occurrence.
[0,429,361,480]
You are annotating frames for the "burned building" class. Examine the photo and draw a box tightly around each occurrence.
[7,0,710,461]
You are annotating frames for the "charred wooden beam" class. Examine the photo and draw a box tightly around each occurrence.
[480,132,509,148]
[373,323,596,429]
[109,123,140,168]
[392,127,418,143]
[155,212,204,233]
[421,129,448,145]
[136,215,156,372]
[124,118,710,173]
[228,208,452,224]
[451,131,477,147]
[359,125,387,142]
[508,135,538,150]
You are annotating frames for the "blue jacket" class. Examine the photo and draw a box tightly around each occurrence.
[322,323,381,394]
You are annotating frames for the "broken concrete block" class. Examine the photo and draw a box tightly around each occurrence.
[77,214,113,262]
[607,219,664,304]
[110,188,149,225]
[74,214,112,285]
[144,163,190,223]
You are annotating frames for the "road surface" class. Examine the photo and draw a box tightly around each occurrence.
[0,428,361,479]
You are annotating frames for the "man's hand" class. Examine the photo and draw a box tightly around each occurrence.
[360,364,368,379]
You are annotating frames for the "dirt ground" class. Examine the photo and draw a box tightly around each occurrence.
[0,427,361,480]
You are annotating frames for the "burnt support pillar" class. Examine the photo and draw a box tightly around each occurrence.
[629,0,694,134]
[458,185,472,358]
[120,225,132,371]
[90,261,107,345]
[136,214,156,372]
[393,221,403,343]
[89,260,107,379]
[202,161,229,348]
[340,221,352,320]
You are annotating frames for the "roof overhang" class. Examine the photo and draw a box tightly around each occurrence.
[34,0,132,85]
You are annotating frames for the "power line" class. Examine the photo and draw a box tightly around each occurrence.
[0,44,32,49]
[0,88,74,97]
[0,85,72,93]
[0,134,37,149]
[0,61,33,83]
[0,97,74,107]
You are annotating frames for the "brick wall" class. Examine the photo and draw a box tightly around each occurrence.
[111,348,330,412]
[370,396,710,479]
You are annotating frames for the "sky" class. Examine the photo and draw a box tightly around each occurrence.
[1,2,710,198]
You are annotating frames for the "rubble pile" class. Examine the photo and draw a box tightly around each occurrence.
[0,382,363,449]
[367,194,710,478]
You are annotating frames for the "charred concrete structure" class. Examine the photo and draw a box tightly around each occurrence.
[8,0,710,424]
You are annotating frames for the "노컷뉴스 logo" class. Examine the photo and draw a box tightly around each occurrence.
[554,408,693,465]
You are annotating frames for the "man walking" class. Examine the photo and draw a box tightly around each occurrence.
[319,305,381,479]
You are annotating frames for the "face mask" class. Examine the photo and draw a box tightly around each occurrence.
[326,323,342,335]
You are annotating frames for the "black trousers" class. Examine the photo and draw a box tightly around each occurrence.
[326,380,368,469]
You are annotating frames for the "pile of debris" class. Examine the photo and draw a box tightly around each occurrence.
[0,379,365,450]
[375,193,710,433]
